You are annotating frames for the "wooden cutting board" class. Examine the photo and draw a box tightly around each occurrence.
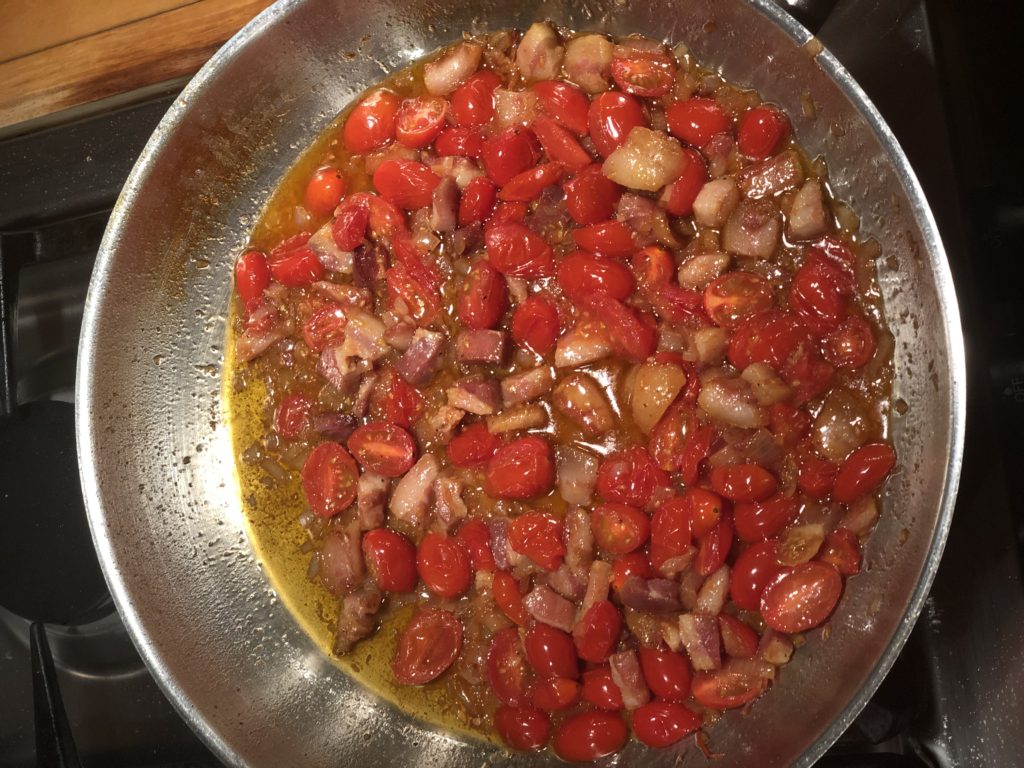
[0,0,276,132]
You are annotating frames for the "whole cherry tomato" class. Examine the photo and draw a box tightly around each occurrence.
[274,393,311,440]
[447,422,502,467]
[694,514,734,576]
[591,503,650,555]
[610,51,676,97]
[301,442,359,518]
[667,97,731,148]
[454,518,495,573]
[487,627,533,706]
[563,163,622,224]
[434,126,485,158]
[552,711,628,762]
[458,259,508,330]
[730,539,783,610]
[361,527,418,592]
[649,496,693,575]
[557,251,635,303]
[507,510,565,571]
[709,463,777,502]
[760,561,843,633]
[343,90,400,153]
[392,608,462,685]
[532,676,581,712]
[416,532,472,598]
[822,314,877,369]
[395,95,448,148]
[531,116,591,171]
[833,442,896,503]
[490,200,529,224]
[572,220,637,259]
[485,436,556,501]
[372,160,441,210]
[679,423,716,486]
[789,255,849,334]
[346,421,418,477]
[737,104,790,159]
[685,487,725,538]
[458,176,498,226]
[304,166,346,217]
[572,600,621,663]
[704,271,773,329]
[596,446,669,507]
[510,296,560,355]
[302,304,347,352]
[728,311,813,371]
[661,148,707,216]
[493,570,531,626]
[379,371,425,428]
[525,622,579,680]
[268,233,323,287]
[495,705,551,751]
[632,701,701,748]
[484,222,554,278]
[588,91,647,157]
[798,450,839,499]
[734,495,798,543]
[234,249,270,310]
[499,163,566,202]
[481,126,540,185]
[532,80,591,135]
[691,659,768,709]
[638,647,692,702]
[610,550,656,592]
[581,667,624,710]
[584,293,658,362]
[450,70,501,127]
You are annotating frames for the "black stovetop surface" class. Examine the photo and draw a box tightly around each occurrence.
[1,1,1021,766]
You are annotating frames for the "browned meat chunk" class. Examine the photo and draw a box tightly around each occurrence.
[446,374,502,415]
[394,329,446,386]
[553,372,615,436]
[618,576,683,613]
[356,473,389,530]
[317,519,364,597]
[523,584,576,632]
[501,366,555,406]
[609,650,650,710]
[388,454,439,534]
[434,474,469,531]
[737,149,804,199]
[332,582,383,655]
[455,329,507,365]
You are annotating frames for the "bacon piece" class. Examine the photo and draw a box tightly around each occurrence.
[515,21,564,83]
[311,281,370,309]
[679,613,722,671]
[501,366,555,406]
[455,329,507,365]
[446,374,502,415]
[562,34,614,93]
[434,474,469,532]
[332,582,383,655]
[394,329,446,386]
[556,446,598,506]
[695,566,731,616]
[554,320,611,368]
[609,650,650,710]
[577,559,613,622]
[317,519,364,597]
[308,219,354,272]
[353,243,387,297]
[553,372,615,436]
[564,506,594,571]
[546,564,589,602]
[311,412,357,443]
[759,629,795,665]
[678,252,731,290]
[737,149,804,200]
[787,179,829,241]
[419,404,465,446]
[388,454,439,534]
[352,371,378,419]
[424,42,483,96]
[487,403,548,434]
[615,192,680,248]
[692,178,741,228]
[523,584,576,632]
[356,473,389,530]
[430,176,459,233]
[705,132,736,178]
[618,576,683,613]
[722,200,781,259]
[488,517,511,571]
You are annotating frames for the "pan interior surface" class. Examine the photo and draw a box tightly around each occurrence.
[76,1,964,766]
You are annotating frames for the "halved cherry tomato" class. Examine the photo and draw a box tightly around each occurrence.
[495,705,551,751]
[490,200,529,224]
[660,148,708,216]
[572,220,637,259]
[729,311,813,371]
[691,659,769,709]
[730,539,783,610]
[417,532,472,598]
[581,666,624,710]
[638,647,692,702]
[591,503,650,555]
[572,600,621,663]
[343,90,400,153]
[447,422,501,467]
[819,528,862,576]
[302,442,359,517]
[484,222,554,278]
[507,510,564,571]
[648,400,688,474]
[481,126,540,185]
[685,487,726,538]
[667,97,731,148]
[451,70,501,127]
[234,249,270,310]
[362,527,418,592]
[274,393,311,440]
[760,561,843,633]
[395,95,448,148]
[532,80,591,135]
[798,451,838,500]
[822,314,877,369]
[718,614,759,658]
[455,518,495,573]
[392,607,462,685]
[434,126,484,158]
[372,160,441,210]
[588,91,647,157]
[833,442,896,503]
[679,423,716,486]
[737,104,790,159]
[458,176,498,226]
[633,244,678,298]
[710,463,778,502]
[304,166,346,217]
[789,255,849,334]
[584,293,658,362]
[704,271,773,329]
[532,676,581,712]
[632,701,701,748]
[510,296,560,355]
[530,116,591,171]
[563,163,622,225]
[557,251,635,302]
[268,233,323,287]
[347,422,417,477]
[611,551,656,592]
[611,51,676,97]
[499,163,566,202]
[493,570,531,626]
[380,371,425,428]
[734,495,798,543]
[525,622,579,680]
[695,514,734,576]
[486,436,556,501]
[596,446,669,507]
[458,259,508,329]
[302,304,348,352]
[649,496,693,575]
[487,627,533,706]
[553,711,628,762]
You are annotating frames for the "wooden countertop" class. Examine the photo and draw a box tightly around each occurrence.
[0,0,275,133]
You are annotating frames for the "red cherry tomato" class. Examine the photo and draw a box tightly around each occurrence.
[685,487,726,538]
[572,600,621,663]
[532,80,591,135]
[822,314,877,369]
[588,91,647,157]
[268,233,323,287]
[611,550,657,591]
[343,90,400,153]
[532,676,581,712]
[581,666,624,710]
[458,259,508,330]
[691,659,769,709]
[507,510,565,571]
[695,514,734,576]
[447,422,501,467]
[379,371,425,428]
[679,423,716,486]
[331,196,372,251]
[710,463,778,502]
[649,496,693,575]
[553,711,628,762]
[572,220,637,259]
[786,352,835,406]
[611,51,676,97]
[798,451,838,499]
[274,393,311,440]
[632,701,701,748]
[525,623,579,680]
[770,402,812,448]
[596,446,669,507]
[487,627,533,706]
[563,163,622,225]
[486,436,556,501]
[392,608,462,685]
[734,495,798,543]
[531,116,591,172]
[302,442,359,518]
[499,163,566,202]
[346,422,417,477]
[416,532,472,598]
[495,705,551,751]
[667,97,731,148]
[761,561,843,633]
[728,311,813,371]
[510,296,560,355]
[584,292,658,362]
[730,539,783,610]
[481,126,540,185]
[434,126,485,158]
[789,255,849,334]
[819,528,862,576]
[234,250,270,310]
[458,176,497,226]
[833,442,896,503]
[591,503,650,555]
[361,527,418,592]
[301,304,347,352]
[661,148,708,217]
[484,222,554,278]
[395,95,448,148]
[638,647,692,702]
[493,570,531,626]
[737,104,790,159]
[450,70,501,127]
[718,614,759,658]
[557,251,635,303]
[455,518,495,573]
[372,159,441,210]
[490,200,528,224]
[304,166,346,217]
[704,271,773,329]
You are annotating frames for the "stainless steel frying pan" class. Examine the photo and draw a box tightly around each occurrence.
[76,0,965,764]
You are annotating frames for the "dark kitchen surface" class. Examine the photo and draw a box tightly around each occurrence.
[1,1,1021,766]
